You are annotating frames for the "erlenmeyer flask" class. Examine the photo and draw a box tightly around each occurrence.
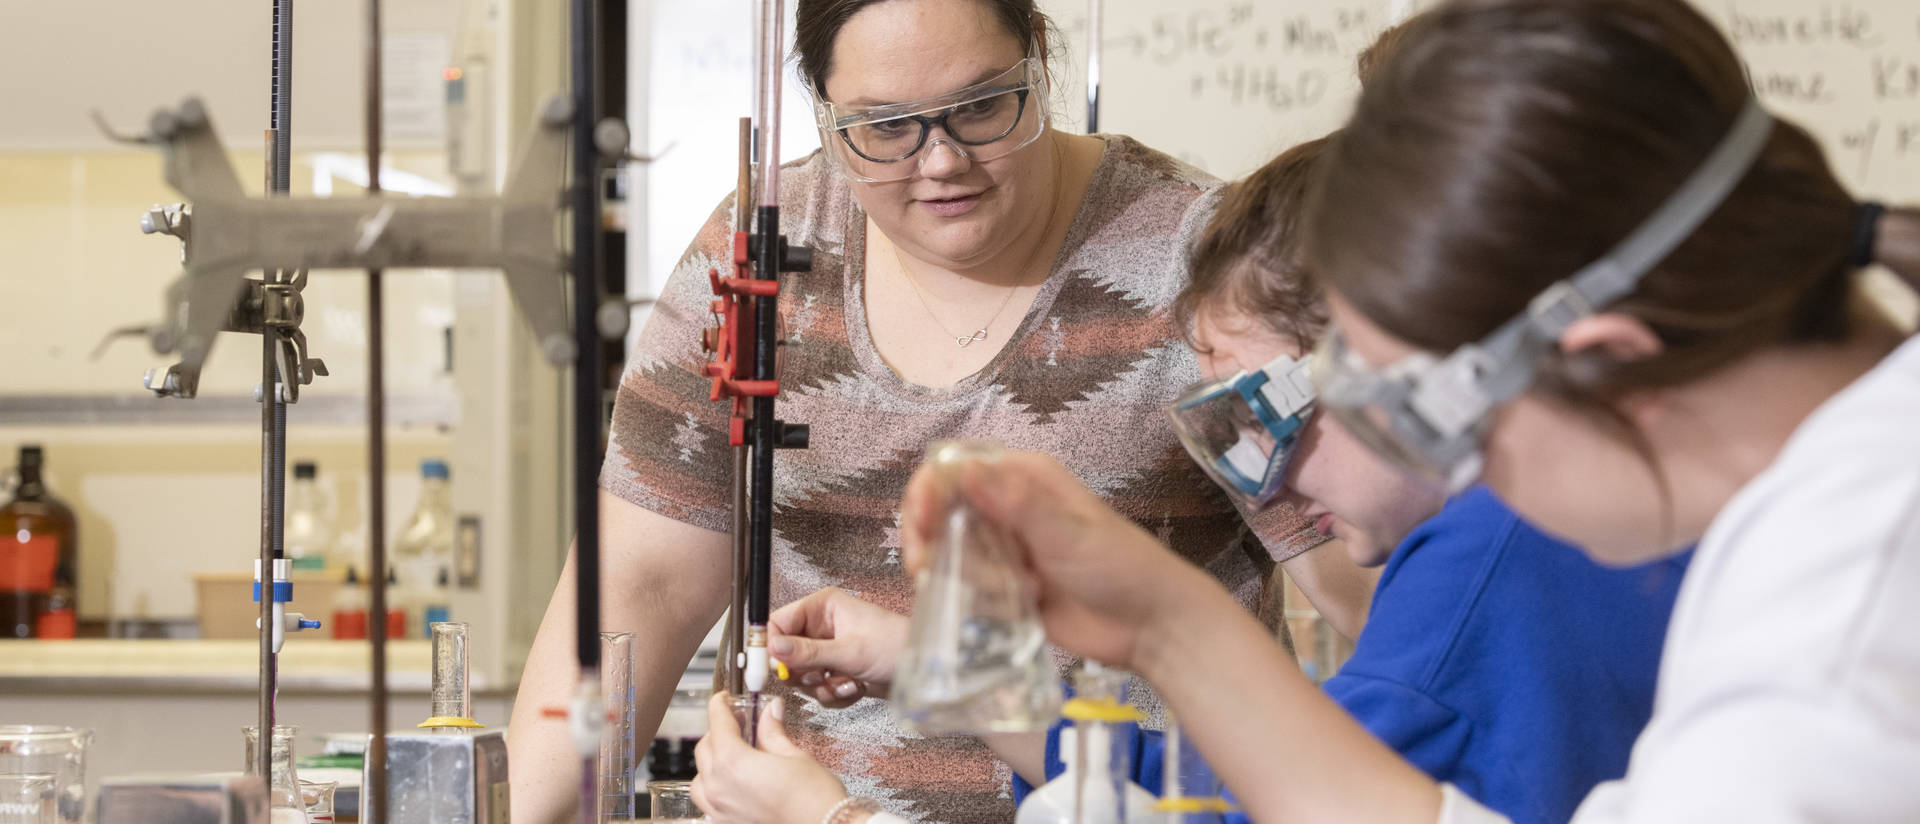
[892,441,1061,735]
[242,725,304,824]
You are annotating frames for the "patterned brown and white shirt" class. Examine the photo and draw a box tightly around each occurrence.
[602,136,1319,824]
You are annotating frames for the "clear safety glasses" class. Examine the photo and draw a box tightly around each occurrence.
[1309,98,1777,494]
[1168,353,1316,509]
[814,59,1048,183]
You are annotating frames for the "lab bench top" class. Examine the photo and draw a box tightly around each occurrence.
[0,639,505,695]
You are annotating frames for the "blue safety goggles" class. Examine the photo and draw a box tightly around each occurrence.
[1168,353,1315,508]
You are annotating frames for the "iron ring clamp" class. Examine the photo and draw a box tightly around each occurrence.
[85,93,650,400]
[91,107,330,402]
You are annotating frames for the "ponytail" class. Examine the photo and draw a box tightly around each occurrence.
[1870,205,1920,292]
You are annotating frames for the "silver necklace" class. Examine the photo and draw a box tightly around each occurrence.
[890,244,1021,348]
[885,138,1069,348]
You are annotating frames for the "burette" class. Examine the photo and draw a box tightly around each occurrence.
[707,0,813,743]
[1086,0,1103,132]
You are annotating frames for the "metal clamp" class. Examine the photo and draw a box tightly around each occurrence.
[96,93,582,402]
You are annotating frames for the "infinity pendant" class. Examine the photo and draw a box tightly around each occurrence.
[956,329,988,347]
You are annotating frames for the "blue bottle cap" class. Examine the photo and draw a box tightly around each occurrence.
[422,459,450,479]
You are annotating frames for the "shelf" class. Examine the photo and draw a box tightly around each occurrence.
[0,639,498,695]
[0,394,456,427]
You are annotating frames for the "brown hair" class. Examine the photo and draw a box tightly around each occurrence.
[1354,21,1409,85]
[796,0,1057,98]
[1307,0,1889,402]
[1174,22,1411,352]
[1175,138,1332,351]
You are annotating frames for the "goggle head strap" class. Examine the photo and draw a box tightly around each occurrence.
[1401,97,1776,455]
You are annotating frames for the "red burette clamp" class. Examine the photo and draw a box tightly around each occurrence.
[703,231,784,446]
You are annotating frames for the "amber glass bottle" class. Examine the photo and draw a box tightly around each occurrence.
[2,445,79,639]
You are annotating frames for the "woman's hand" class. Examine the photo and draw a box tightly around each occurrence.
[771,588,908,708]
[898,450,1212,671]
[691,692,848,824]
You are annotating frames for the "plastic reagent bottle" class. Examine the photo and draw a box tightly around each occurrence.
[330,567,369,640]
[393,459,455,593]
[285,461,334,572]
[1016,664,1155,824]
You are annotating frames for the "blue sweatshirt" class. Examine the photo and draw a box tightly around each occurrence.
[1015,486,1690,824]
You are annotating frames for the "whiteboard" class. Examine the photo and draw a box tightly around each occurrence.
[1037,0,1920,194]
[640,0,1918,305]
[1039,0,1392,176]
[639,0,821,300]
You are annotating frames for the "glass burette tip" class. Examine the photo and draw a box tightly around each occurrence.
[740,624,772,748]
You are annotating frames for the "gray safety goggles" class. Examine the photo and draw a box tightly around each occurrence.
[813,59,1048,183]
[1312,99,1776,492]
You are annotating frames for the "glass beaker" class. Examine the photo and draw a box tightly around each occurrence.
[600,631,637,821]
[725,692,760,745]
[647,780,706,824]
[892,441,1061,735]
[0,726,89,824]
[242,725,304,823]
[299,779,338,824]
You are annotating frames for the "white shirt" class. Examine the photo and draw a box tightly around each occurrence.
[1442,336,1920,824]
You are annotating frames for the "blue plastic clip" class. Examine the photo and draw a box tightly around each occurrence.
[252,580,295,603]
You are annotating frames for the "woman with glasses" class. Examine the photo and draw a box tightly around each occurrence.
[505,2,1371,822]
[880,0,1920,822]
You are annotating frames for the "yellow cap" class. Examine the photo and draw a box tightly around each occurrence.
[417,716,486,729]
[1060,697,1147,723]
[1152,798,1235,814]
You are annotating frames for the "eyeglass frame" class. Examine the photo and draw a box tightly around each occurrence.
[811,58,1048,178]
[831,88,1032,164]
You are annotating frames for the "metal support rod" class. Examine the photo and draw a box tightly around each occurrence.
[1086,0,1102,133]
[364,1,389,822]
[570,0,605,818]
[725,445,749,696]
[723,116,752,700]
[272,0,294,191]
[256,334,277,782]
[256,0,296,782]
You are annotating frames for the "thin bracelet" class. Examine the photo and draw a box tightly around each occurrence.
[821,796,882,824]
